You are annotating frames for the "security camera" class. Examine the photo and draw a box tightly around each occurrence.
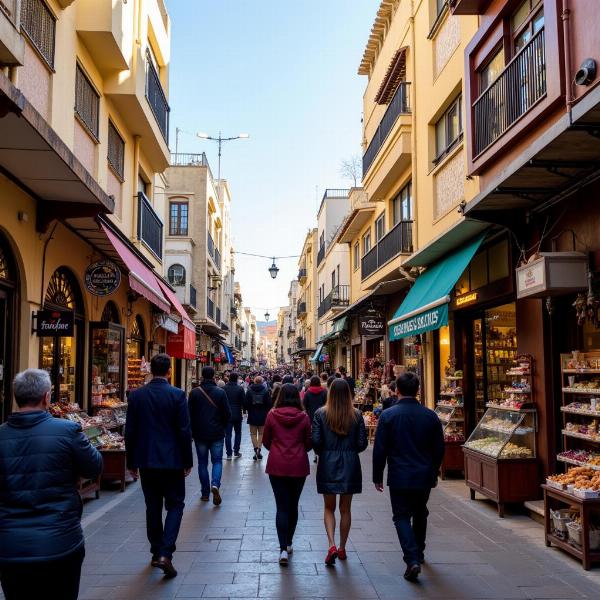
[575,59,597,86]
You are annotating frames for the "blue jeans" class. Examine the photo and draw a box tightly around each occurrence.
[389,488,431,566]
[225,421,242,456]
[195,439,224,497]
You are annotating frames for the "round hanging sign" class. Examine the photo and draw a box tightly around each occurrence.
[85,260,121,297]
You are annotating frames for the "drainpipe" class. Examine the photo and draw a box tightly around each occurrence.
[409,0,418,250]
[561,0,573,116]
[132,136,141,241]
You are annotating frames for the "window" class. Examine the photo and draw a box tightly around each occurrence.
[479,47,505,94]
[138,175,148,195]
[169,202,188,236]
[167,264,186,286]
[107,121,125,180]
[362,230,372,255]
[434,95,462,163]
[512,0,544,52]
[375,214,386,242]
[75,65,99,139]
[353,241,359,271]
[21,0,56,68]
[319,231,325,249]
[392,182,412,225]
[331,270,336,289]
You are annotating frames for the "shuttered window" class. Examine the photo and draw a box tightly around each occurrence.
[75,65,100,139]
[107,121,125,180]
[21,0,56,68]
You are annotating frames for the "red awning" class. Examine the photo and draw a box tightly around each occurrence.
[167,322,197,360]
[100,223,170,313]
[157,280,196,332]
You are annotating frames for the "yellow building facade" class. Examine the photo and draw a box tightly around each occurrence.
[0,0,185,420]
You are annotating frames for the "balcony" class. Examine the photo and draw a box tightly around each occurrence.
[297,301,307,316]
[473,29,546,157]
[361,220,413,281]
[221,321,229,332]
[318,285,350,318]
[235,337,241,351]
[230,304,238,319]
[296,337,306,349]
[0,0,24,65]
[187,284,197,310]
[278,330,283,338]
[207,296,214,321]
[363,82,411,177]
[298,266,307,282]
[317,244,325,267]
[215,306,221,327]
[170,152,209,167]
[145,51,170,142]
[287,326,296,336]
[207,230,221,272]
[137,192,163,259]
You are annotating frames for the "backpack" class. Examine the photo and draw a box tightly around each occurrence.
[250,390,265,406]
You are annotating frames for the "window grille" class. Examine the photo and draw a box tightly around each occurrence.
[21,0,56,68]
[75,64,100,139]
[107,121,125,179]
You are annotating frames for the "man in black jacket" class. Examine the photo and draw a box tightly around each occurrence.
[223,372,244,459]
[189,366,231,505]
[126,353,193,579]
[0,369,102,600]
[373,372,444,582]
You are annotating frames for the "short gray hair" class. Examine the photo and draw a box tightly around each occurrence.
[13,369,52,408]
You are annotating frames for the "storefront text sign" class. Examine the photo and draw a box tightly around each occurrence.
[359,315,385,336]
[455,292,478,307]
[516,253,588,299]
[85,260,121,297]
[389,304,448,342]
[34,310,74,337]
[155,313,180,334]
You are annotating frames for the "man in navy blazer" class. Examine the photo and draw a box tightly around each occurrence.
[125,353,193,579]
[373,372,444,583]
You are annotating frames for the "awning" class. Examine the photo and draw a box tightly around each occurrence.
[156,279,195,332]
[221,343,234,364]
[317,317,348,343]
[100,223,170,313]
[166,322,196,360]
[309,343,324,363]
[388,234,486,341]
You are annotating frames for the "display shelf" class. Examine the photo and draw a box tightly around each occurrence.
[437,401,463,408]
[503,388,531,394]
[561,406,600,418]
[564,369,600,374]
[437,369,466,478]
[557,455,600,471]
[562,388,600,395]
[486,403,535,412]
[562,430,600,443]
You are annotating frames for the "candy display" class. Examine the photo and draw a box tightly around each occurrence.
[465,437,533,458]
[436,363,466,473]
[49,402,81,417]
[487,355,534,411]
[564,420,599,440]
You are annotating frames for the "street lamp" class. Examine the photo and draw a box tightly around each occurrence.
[268,259,279,279]
[264,311,270,322]
[197,131,249,181]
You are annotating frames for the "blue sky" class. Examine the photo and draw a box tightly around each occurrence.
[168,0,380,317]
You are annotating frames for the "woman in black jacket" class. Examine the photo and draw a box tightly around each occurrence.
[243,375,272,460]
[312,378,368,566]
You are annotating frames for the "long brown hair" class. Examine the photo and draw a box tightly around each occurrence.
[323,378,357,435]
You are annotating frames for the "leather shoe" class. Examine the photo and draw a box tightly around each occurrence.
[156,556,177,578]
[403,563,421,582]
[151,555,160,568]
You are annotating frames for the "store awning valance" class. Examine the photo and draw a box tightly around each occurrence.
[309,343,324,363]
[157,279,196,332]
[317,316,348,343]
[388,234,486,341]
[100,223,170,313]
[166,322,196,360]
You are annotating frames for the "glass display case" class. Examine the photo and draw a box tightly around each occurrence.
[89,322,125,407]
[465,407,537,459]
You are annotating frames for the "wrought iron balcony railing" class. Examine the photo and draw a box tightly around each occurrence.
[145,51,170,141]
[361,220,413,281]
[137,192,163,259]
[207,296,214,321]
[318,285,350,318]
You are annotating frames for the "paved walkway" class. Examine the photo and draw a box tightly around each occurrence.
[9,429,600,599]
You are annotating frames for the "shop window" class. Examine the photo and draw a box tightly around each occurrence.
[488,240,509,283]
[362,230,372,255]
[167,264,186,286]
[392,182,412,225]
[455,269,470,296]
[434,95,463,165]
[45,268,82,311]
[353,241,359,271]
[21,0,56,68]
[75,64,100,140]
[107,121,125,180]
[470,251,488,290]
[169,202,189,236]
[375,214,386,242]
[101,301,120,324]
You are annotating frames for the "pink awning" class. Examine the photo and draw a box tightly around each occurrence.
[100,224,170,313]
[157,279,196,332]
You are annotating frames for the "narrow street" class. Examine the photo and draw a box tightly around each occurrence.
[50,434,600,600]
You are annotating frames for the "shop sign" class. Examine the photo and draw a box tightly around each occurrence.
[516,253,588,299]
[359,315,385,337]
[455,292,478,307]
[84,260,121,297]
[389,304,448,342]
[34,309,74,337]
[155,313,180,334]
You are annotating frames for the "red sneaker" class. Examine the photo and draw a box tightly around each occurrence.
[337,548,347,561]
[325,545,338,566]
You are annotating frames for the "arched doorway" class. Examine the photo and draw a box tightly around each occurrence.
[0,234,18,422]
[40,268,85,405]
[101,300,121,324]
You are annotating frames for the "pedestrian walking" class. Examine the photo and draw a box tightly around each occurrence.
[223,372,245,460]
[262,384,312,566]
[337,365,356,397]
[189,366,231,505]
[0,369,102,600]
[320,371,328,388]
[244,375,272,460]
[372,372,445,582]
[312,378,368,566]
[303,375,327,463]
[126,353,193,579]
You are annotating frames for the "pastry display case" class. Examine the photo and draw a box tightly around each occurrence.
[89,322,125,406]
[436,369,465,477]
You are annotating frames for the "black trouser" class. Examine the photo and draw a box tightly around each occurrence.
[269,475,306,551]
[140,468,186,559]
[389,488,432,566]
[225,420,242,456]
[0,545,85,600]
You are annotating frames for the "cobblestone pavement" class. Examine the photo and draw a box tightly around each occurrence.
[9,429,600,600]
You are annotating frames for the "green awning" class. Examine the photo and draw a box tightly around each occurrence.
[309,343,324,362]
[317,316,348,343]
[388,234,486,341]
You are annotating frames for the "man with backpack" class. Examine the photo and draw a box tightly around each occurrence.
[223,372,245,460]
[189,367,231,505]
[244,375,272,460]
